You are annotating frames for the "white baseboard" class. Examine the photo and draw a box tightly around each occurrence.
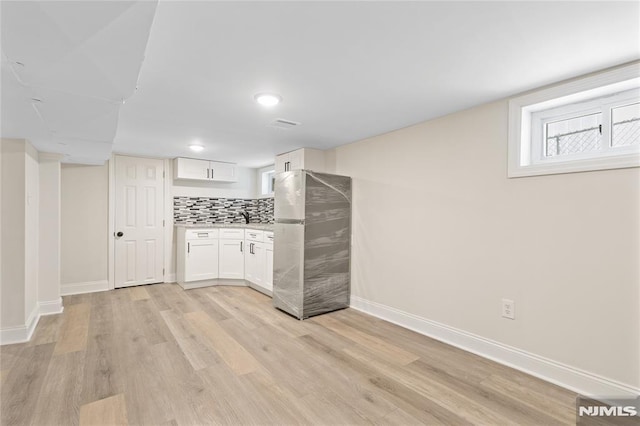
[177,279,217,290]
[165,273,176,283]
[0,298,64,345]
[247,282,273,297]
[39,298,64,316]
[61,280,109,296]
[177,278,249,290]
[350,295,639,400]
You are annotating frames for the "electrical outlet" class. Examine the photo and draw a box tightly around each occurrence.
[502,298,515,320]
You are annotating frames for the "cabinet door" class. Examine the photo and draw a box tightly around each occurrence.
[265,243,274,292]
[185,239,219,281]
[252,243,266,287]
[244,241,256,283]
[175,158,209,180]
[219,239,244,279]
[288,149,303,171]
[275,153,288,173]
[210,161,237,182]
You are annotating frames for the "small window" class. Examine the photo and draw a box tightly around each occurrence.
[260,169,275,196]
[545,112,602,158]
[611,102,640,148]
[508,63,640,177]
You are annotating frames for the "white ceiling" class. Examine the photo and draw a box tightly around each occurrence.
[2,1,639,167]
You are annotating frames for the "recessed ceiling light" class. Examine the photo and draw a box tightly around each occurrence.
[189,144,204,152]
[254,93,282,107]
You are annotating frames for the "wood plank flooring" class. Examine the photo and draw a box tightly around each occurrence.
[0,284,577,425]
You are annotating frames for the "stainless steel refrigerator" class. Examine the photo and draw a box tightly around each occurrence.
[272,170,352,319]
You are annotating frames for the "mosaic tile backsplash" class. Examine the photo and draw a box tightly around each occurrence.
[174,197,274,224]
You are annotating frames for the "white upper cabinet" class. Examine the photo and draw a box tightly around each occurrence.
[275,148,325,173]
[210,161,236,182]
[174,157,237,182]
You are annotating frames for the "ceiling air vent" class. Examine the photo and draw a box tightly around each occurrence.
[268,118,300,130]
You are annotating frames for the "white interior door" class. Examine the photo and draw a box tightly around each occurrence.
[115,155,165,288]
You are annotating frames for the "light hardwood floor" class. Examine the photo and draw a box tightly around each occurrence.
[1,284,577,425]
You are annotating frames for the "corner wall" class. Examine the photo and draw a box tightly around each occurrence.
[0,139,57,344]
[331,100,639,396]
[38,154,64,312]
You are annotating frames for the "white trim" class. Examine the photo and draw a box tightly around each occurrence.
[38,298,64,316]
[60,280,109,296]
[0,300,63,345]
[108,156,115,290]
[508,62,640,178]
[177,279,218,290]
[164,159,173,284]
[350,295,640,400]
[25,303,40,337]
[176,278,248,290]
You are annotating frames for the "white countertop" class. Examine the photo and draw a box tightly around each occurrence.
[174,223,274,231]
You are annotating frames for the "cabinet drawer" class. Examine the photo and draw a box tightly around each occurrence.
[219,228,245,239]
[185,229,219,239]
[245,230,264,242]
[264,231,274,244]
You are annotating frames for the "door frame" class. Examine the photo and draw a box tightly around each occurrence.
[107,154,172,290]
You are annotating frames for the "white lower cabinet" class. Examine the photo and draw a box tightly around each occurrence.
[177,227,273,293]
[185,240,219,281]
[245,241,265,287]
[177,228,219,289]
[244,230,273,294]
[218,237,245,279]
[265,242,274,291]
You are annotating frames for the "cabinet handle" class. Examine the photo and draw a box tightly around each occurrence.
[210,168,214,178]
[187,242,190,253]
[240,241,243,252]
[206,168,209,179]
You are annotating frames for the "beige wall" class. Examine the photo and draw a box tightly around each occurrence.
[39,154,63,304]
[24,145,39,320]
[1,140,28,328]
[61,163,109,286]
[330,100,639,389]
[1,139,40,330]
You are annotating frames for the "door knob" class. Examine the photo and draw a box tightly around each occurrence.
[116,231,124,237]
